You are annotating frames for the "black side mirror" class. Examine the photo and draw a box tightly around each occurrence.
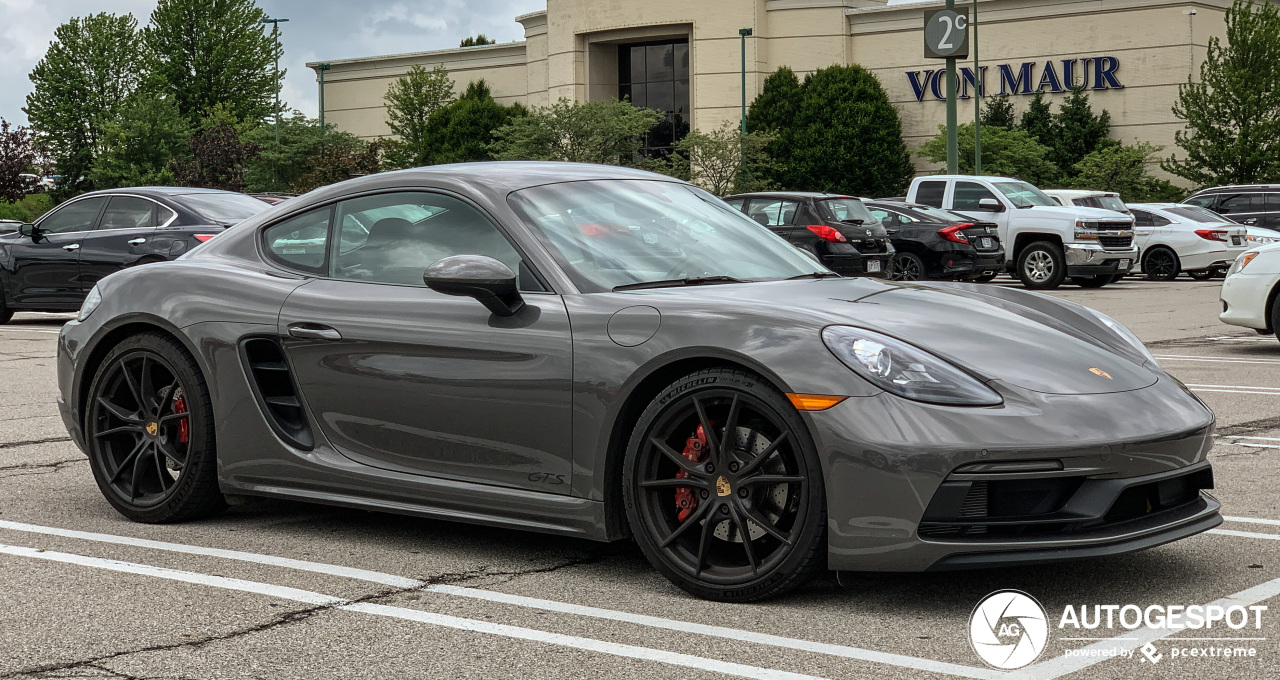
[18,223,36,238]
[424,255,525,317]
[977,198,1005,213]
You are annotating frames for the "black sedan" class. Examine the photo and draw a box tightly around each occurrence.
[865,201,1006,282]
[0,187,271,322]
[59,163,1218,602]
[724,192,893,277]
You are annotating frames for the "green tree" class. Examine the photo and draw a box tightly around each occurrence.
[91,93,189,188]
[24,13,148,195]
[460,34,496,47]
[745,66,801,134]
[649,121,775,196]
[243,112,364,192]
[490,98,662,165]
[292,139,389,193]
[145,0,282,122]
[1051,87,1114,172]
[749,64,913,196]
[1070,142,1184,201]
[0,119,42,202]
[1164,0,1280,186]
[173,111,260,191]
[1019,91,1055,150]
[419,81,525,164]
[920,123,1060,187]
[981,94,1017,129]
[384,65,456,166]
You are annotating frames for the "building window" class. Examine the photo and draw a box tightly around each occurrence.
[619,40,689,157]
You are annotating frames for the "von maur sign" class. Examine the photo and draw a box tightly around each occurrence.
[907,56,1123,102]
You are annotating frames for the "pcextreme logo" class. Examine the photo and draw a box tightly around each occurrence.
[969,590,1049,669]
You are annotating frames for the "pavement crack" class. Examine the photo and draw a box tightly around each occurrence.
[1216,415,1280,438]
[0,436,72,451]
[0,457,85,478]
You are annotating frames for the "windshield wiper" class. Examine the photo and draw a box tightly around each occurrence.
[786,271,842,280]
[613,275,749,291]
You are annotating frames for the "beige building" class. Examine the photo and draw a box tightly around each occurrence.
[309,0,1244,174]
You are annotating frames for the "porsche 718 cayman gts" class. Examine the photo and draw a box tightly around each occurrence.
[57,163,1221,601]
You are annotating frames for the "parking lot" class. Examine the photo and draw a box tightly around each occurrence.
[0,276,1277,680]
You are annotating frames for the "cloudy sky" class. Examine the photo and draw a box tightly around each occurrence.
[0,0,546,126]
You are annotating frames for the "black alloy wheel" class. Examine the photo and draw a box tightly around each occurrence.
[890,252,926,282]
[86,333,225,523]
[1142,247,1179,281]
[1188,269,1214,281]
[623,368,826,602]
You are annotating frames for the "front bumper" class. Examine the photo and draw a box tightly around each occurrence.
[1220,271,1278,330]
[1064,243,1138,277]
[808,374,1218,572]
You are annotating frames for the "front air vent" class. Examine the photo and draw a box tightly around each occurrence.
[240,338,313,450]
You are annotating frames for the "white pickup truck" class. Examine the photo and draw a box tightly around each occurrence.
[905,175,1138,289]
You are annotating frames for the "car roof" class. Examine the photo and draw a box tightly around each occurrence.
[726,191,851,199]
[918,175,1023,182]
[77,186,246,198]
[1191,185,1280,193]
[1041,189,1119,198]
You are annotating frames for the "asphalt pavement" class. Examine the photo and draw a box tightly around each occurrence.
[1,276,1278,680]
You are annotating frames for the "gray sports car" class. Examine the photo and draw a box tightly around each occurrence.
[56,163,1220,601]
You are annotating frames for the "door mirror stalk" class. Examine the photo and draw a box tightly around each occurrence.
[424,255,525,317]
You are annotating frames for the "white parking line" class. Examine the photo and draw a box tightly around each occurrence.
[1155,355,1280,366]
[0,519,1001,679]
[1019,575,1280,679]
[1206,336,1275,343]
[0,542,828,680]
[1223,516,1280,526]
[1209,529,1280,541]
[1186,383,1280,396]
[0,328,61,335]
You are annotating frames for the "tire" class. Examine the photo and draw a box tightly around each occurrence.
[1071,274,1116,288]
[1142,247,1180,281]
[889,252,926,281]
[1016,241,1067,290]
[622,367,826,602]
[1187,269,1214,281]
[971,272,999,283]
[0,285,10,325]
[84,332,225,523]
[1272,294,1280,345]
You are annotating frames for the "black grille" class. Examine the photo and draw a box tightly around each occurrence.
[241,338,313,450]
[1099,235,1133,249]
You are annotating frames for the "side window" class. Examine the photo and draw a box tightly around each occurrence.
[915,181,946,208]
[38,197,107,234]
[953,182,1000,211]
[723,198,746,213]
[157,205,177,226]
[332,192,525,288]
[1218,194,1262,214]
[1265,193,1280,212]
[1182,195,1216,209]
[893,210,918,224]
[868,208,894,225]
[1132,210,1153,227]
[98,196,155,230]
[746,199,800,227]
[263,206,332,275]
[1149,212,1172,226]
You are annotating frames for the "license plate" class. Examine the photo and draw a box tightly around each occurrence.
[1119,259,1131,269]
[867,259,882,273]
[979,237,993,249]
[1232,236,1243,246]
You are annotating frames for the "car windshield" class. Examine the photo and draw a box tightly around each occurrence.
[175,192,273,224]
[993,181,1057,208]
[1087,195,1128,212]
[1166,206,1230,224]
[508,180,828,292]
[818,198,881,226]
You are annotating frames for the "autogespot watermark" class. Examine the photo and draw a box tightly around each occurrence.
[968,591,1268,669]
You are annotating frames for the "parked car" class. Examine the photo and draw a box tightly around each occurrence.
[1246,226,1280,247]
[1129,203,1248,281]
[1220,243,1280,339]
[724,192,892,278]
[250,193,296,205]
[58,162,1219,602]
[1042,189,1133,217]
[1182,184,1280,230]
[863,200,1005,281]
[906,175,1137,289]
[17,173,42,193]
[0,187,272,323]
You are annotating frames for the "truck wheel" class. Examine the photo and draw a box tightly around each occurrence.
[1071,275,1115,288]
[1142,247,1179,281]
[1016,242,1067,290]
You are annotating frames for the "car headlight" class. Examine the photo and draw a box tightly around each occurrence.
[1086,308,1158,368]
[78,286,102,322]
[821,326,1002,406]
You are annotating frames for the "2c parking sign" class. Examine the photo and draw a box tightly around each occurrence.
[924,8,969,59]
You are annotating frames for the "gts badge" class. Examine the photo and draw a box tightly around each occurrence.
[528,472,567,485]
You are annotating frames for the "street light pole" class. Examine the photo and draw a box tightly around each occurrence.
[739,28,753,134]
[945,0,957,174]
[261,17,289,190]
[973,0,981,174]
[318,63,331,156]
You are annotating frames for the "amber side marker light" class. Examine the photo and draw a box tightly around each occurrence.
[786,393,847,411]
[1239,252,1259,271]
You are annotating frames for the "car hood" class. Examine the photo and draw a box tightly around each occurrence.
[630,278,1157,396]
[1022,205,1132,222]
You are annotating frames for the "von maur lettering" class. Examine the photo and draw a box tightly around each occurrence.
[907,56,1123,102]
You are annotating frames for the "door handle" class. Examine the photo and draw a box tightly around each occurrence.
[63,244,80,251]
[1243,218,1258,225]
[287,323,342,341]
[128,238,147,246]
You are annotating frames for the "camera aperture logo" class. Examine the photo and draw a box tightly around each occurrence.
[969,590,1049,669]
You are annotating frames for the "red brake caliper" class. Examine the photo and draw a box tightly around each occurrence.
[674,425,709,522]
[173,395,189,444]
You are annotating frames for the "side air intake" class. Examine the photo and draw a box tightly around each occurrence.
[240,338,314,450]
